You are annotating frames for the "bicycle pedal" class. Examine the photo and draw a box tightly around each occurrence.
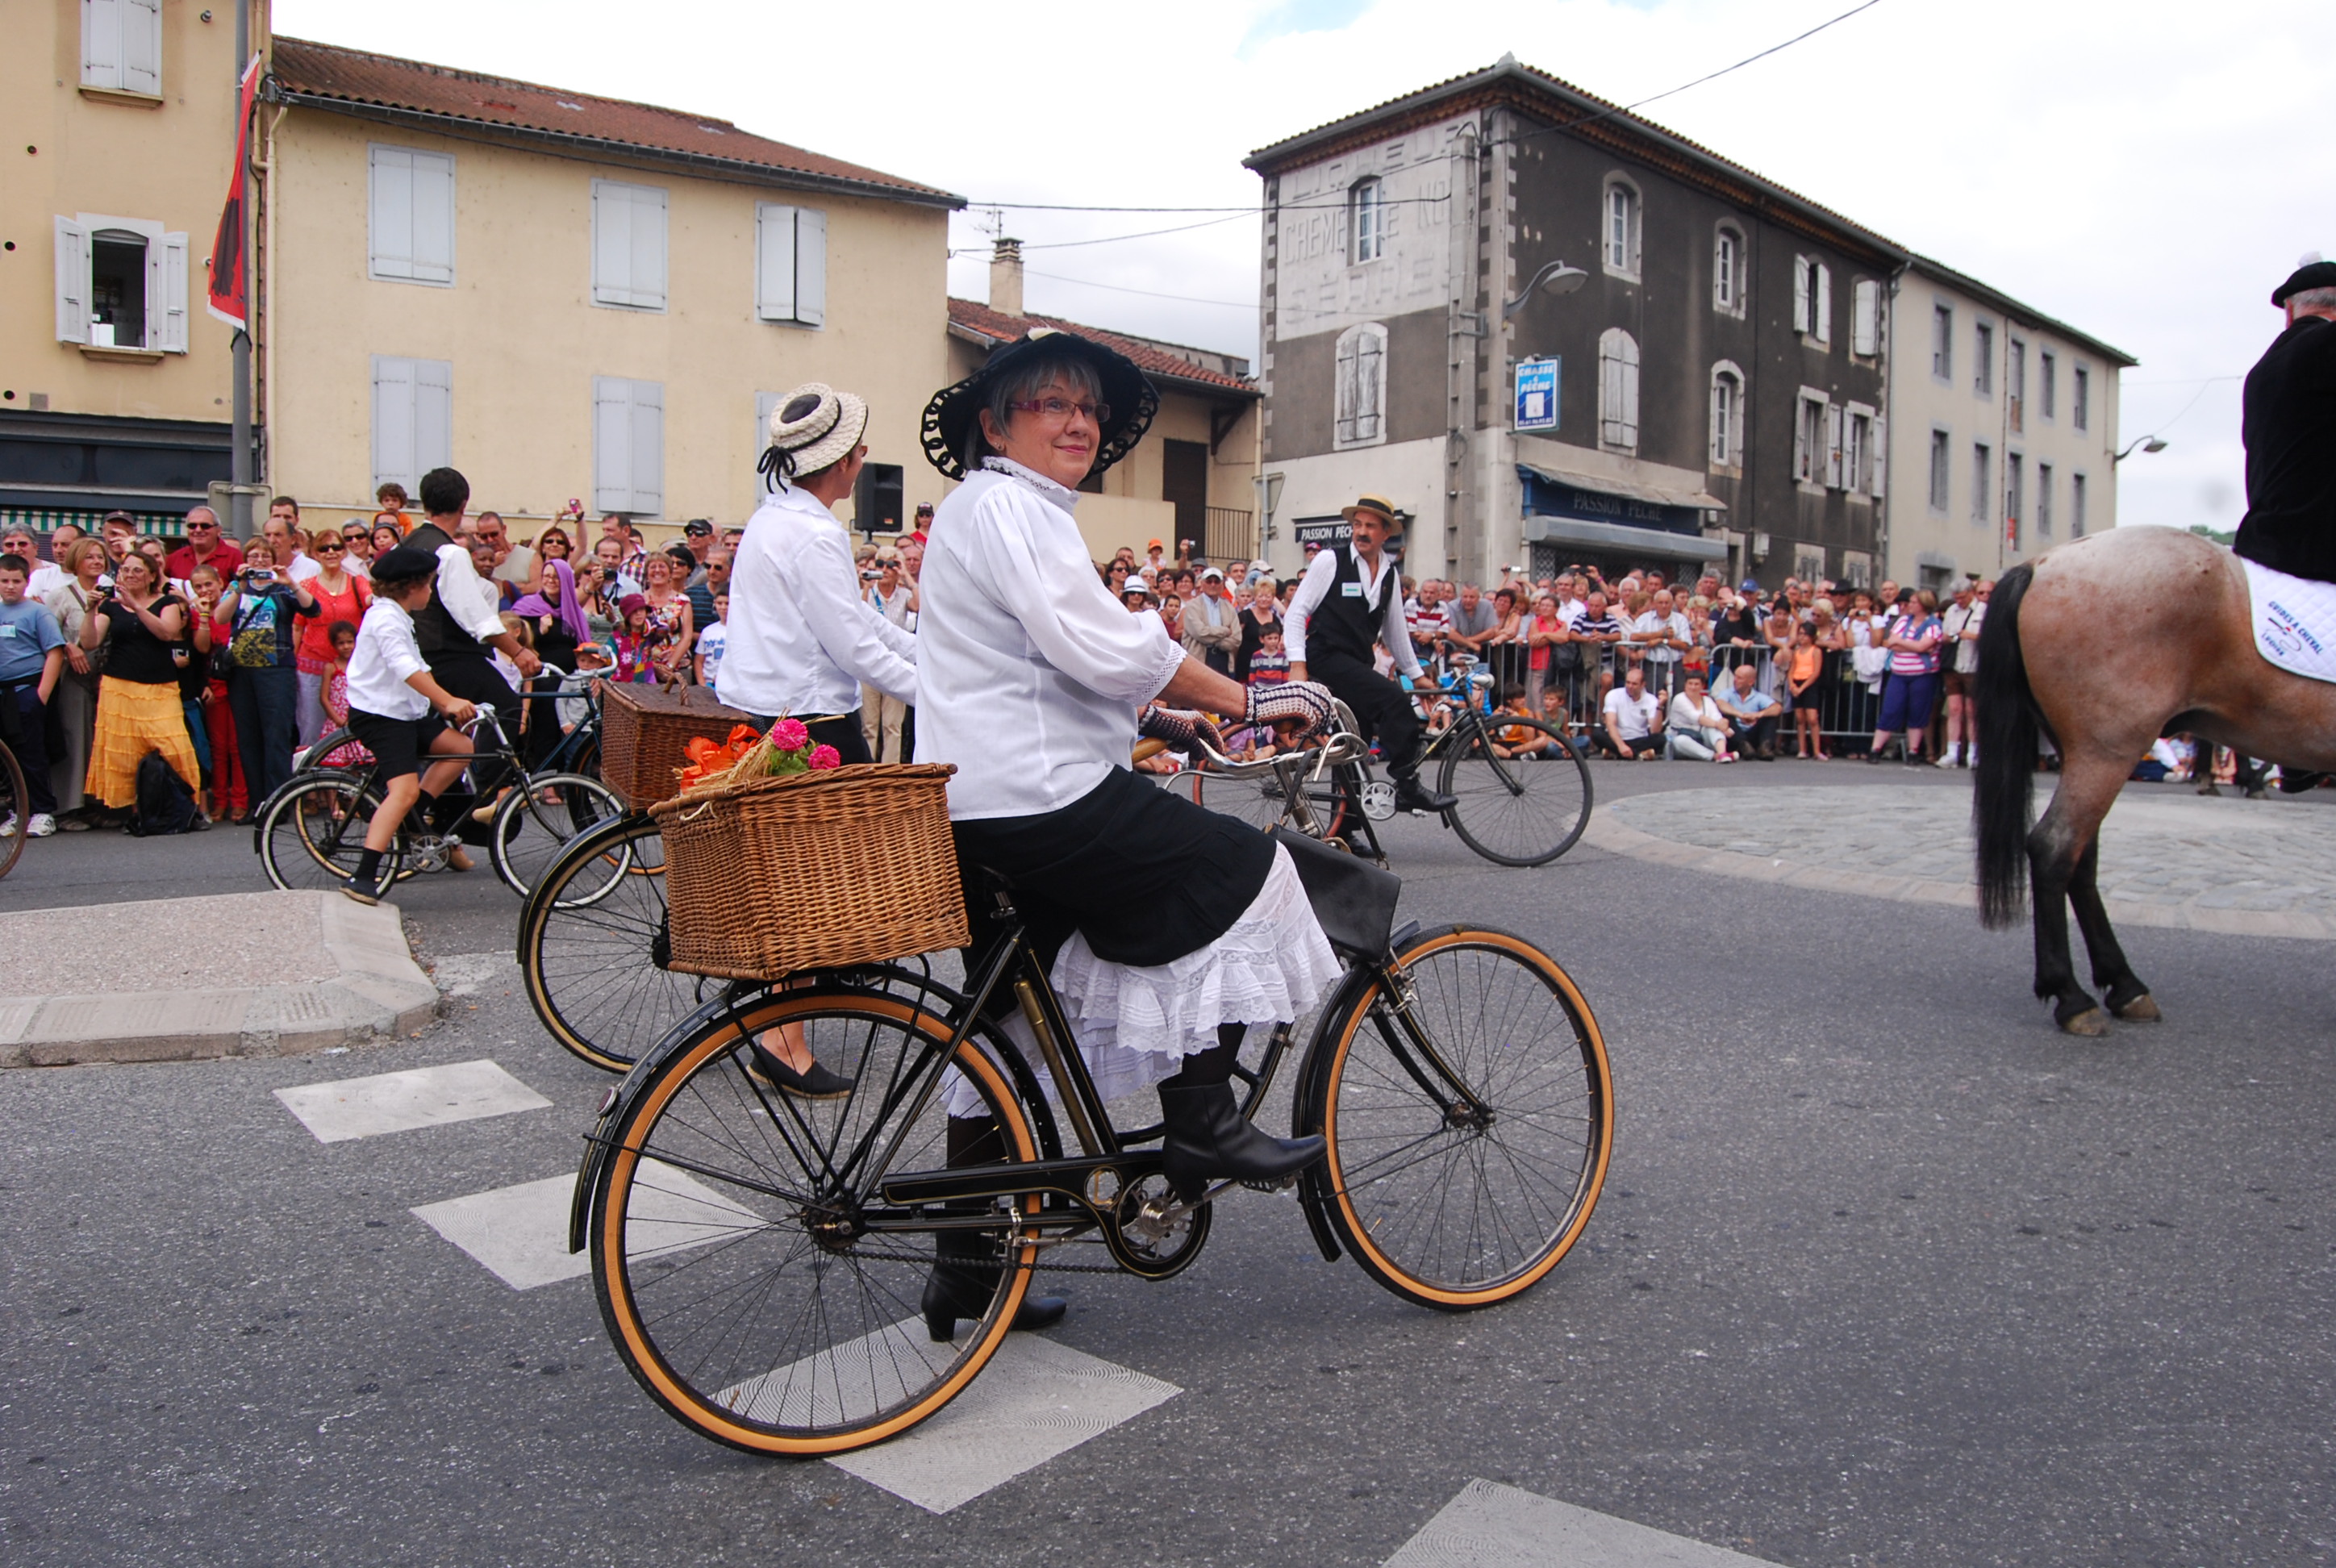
[1239,1174,1299,1195]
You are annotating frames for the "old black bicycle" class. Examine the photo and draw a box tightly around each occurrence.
[1178,655,1593,866]
[571,757,1614,1454]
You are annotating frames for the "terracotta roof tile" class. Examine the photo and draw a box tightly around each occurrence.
[948,298,1256,396]
[269,36,959,207]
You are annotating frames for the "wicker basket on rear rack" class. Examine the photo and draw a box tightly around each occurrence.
[598,682,758,811]
[649,762,969,981]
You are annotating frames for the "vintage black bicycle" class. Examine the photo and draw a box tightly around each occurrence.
[1177,656,1593,866]
[570,729,1613,1457]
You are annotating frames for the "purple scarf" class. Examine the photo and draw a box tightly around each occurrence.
[515,559,590,646]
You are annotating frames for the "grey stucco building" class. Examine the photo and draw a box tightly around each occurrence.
[1245,55,1908,591]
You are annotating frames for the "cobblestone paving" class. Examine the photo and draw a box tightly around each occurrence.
[1591,782,2336,940]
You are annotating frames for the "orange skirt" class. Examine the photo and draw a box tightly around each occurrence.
[86,677,202,809]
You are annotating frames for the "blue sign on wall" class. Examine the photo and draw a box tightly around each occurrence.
[1515,357,1559,432]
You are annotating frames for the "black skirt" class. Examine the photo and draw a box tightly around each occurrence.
[953,765,1274,971]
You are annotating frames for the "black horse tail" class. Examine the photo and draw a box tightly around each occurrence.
[1974,563,2039,929]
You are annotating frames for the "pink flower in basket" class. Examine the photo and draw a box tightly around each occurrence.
[768,718,811,752]
[807,744,842,771]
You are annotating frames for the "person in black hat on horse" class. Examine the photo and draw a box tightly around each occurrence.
[1283,494,1456,815]
[2233,256,2336,584]
[911,327,1345,1340]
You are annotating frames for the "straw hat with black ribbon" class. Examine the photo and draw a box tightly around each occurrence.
[918,327,1159,482]
[760,382,870,490]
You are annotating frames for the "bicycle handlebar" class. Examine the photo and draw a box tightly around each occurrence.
[1181,699,1372,780]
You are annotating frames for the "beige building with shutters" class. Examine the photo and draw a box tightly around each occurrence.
[4,0,252,535]
[1883,256,2134,591]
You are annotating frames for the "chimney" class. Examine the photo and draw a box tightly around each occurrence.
[990,237,1024,319]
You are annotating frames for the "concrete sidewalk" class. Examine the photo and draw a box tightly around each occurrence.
[0,890,439,1067]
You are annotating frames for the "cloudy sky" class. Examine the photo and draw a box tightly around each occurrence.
[279,0,2336,532]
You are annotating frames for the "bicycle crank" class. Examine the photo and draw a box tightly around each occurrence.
[1359,780,1397,820]
[1101,1173,1212,1280]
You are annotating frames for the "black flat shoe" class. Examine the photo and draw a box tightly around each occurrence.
[746,1043,856,1099]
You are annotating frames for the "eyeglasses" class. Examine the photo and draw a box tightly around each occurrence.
[187,521,219,532]
[317,541,344,553]
[1007,397,1110,424]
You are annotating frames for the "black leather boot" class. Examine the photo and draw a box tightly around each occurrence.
[1391,773,1457,813]
[921,1116,1066,1343]
[1158,1081,1325,1203]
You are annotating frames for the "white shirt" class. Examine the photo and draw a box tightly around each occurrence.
[430,540,508,647]
[914,459,1184,820]
[1632,610,1690,660]
[1283,544,1422,677]
[1603,686,1660,740]
[346,599,432,720]
[286,551,323,583]
[1669,691,1725,732]
[25,563,66,599]
[720,482,916,718]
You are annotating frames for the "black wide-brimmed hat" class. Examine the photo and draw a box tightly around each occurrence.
[2273,257,2336,307]
[919,327,1158,482]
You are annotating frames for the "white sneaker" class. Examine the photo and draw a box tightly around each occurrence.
[0,815,15,837]
[25,814,56,837]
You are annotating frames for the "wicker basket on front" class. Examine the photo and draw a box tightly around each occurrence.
[650,763,969,981]
[599,683,758,811]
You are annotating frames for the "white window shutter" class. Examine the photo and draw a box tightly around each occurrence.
[414,359,453,473]
[1793,404,1809,482]
[373,356,416,489]
[1709,378,1724,465]
[1618,348,1639,448]
[594,378,632,511]
[1869,416,1886,496]
[1825,404,1845,488]
[593,184,630,306]
[756,204,795,322]
[631,382,665,515]
[1792,258,1809,334]
[371,148,413,278]
[411,153,453,283]
[122,0,161,95]
[54,217,90,344]
[633,188,668,310]
[1852,280,1878,356]
[1814,265,1833,344]
[82,0,123,91]
[158,231,187,352]
[795,207,826,327]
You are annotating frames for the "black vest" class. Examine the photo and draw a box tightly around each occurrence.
[403,522,486,659]
[1306,544,1389,666]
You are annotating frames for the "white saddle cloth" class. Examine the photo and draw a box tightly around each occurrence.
[2242,555,2336,683]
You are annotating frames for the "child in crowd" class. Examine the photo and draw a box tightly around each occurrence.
[186,563,248,823]
[315,620,373,769]
[1228,625,1291,758]
[1786,623,1828,760]
[554,643,615,734]
[493,611,532,699]
[339,547,478,904]
[611,594,658,684]
[694,592,728,695]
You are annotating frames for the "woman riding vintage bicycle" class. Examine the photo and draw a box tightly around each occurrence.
[579,329,1612,1456]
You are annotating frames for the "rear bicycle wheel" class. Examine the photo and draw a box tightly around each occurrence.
[1309,925,1612,1310]
[487,770,628,898]
[592,989,1039,1456]
[518,812,708,1072]
[0,739,25,879]
[257,774,402,893]
[1437,718,1593,866]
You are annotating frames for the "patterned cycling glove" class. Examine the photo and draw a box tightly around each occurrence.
[1245,678,1336,740]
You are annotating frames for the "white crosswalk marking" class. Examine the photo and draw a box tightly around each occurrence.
[411,1170,760,1291]
[275,1059,550,1143]
[1385,1480,1783,1567]
[824,1332,1182,1514]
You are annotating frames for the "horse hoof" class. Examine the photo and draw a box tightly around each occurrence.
[2113,994,2162,1022]
[2059,1007,2112,1037]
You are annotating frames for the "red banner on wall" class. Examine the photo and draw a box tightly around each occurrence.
[206,55,263,333]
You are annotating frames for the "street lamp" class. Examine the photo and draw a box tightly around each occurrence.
[2113,435,2169,463]
[1502,260,1588,319]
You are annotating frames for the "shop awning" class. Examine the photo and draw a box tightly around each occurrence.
[1516,460,1728,514]
[1522,514,1728,563]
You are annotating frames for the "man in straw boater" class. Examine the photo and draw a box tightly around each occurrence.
[722,382,919,1099]
[1283,493,1456,815]
[911,327,1343,1338]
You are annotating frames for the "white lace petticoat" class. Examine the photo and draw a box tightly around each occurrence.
[942,842,1341,1117]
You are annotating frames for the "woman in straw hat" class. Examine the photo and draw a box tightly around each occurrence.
[911,327,1344,1339]
[725,382,921,1103]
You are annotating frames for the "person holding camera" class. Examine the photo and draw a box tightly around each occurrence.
[215,538,323,803]
[77,549,199,823]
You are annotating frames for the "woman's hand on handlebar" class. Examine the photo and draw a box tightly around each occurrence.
[1246,678,1336,741]
[1137,703,1225,758]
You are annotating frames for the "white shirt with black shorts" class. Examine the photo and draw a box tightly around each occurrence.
[344,599,448,779]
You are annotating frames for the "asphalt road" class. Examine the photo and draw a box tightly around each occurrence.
[4,760,2334,1566]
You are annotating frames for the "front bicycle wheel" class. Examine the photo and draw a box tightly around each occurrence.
[257,774,401,893]
[1308,925,1612,1310]
[0,739,25,880]
[519,812,711,1073]
[488,770,628,898]
[1437,718,1593,866]
[592,989,1039,1456]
